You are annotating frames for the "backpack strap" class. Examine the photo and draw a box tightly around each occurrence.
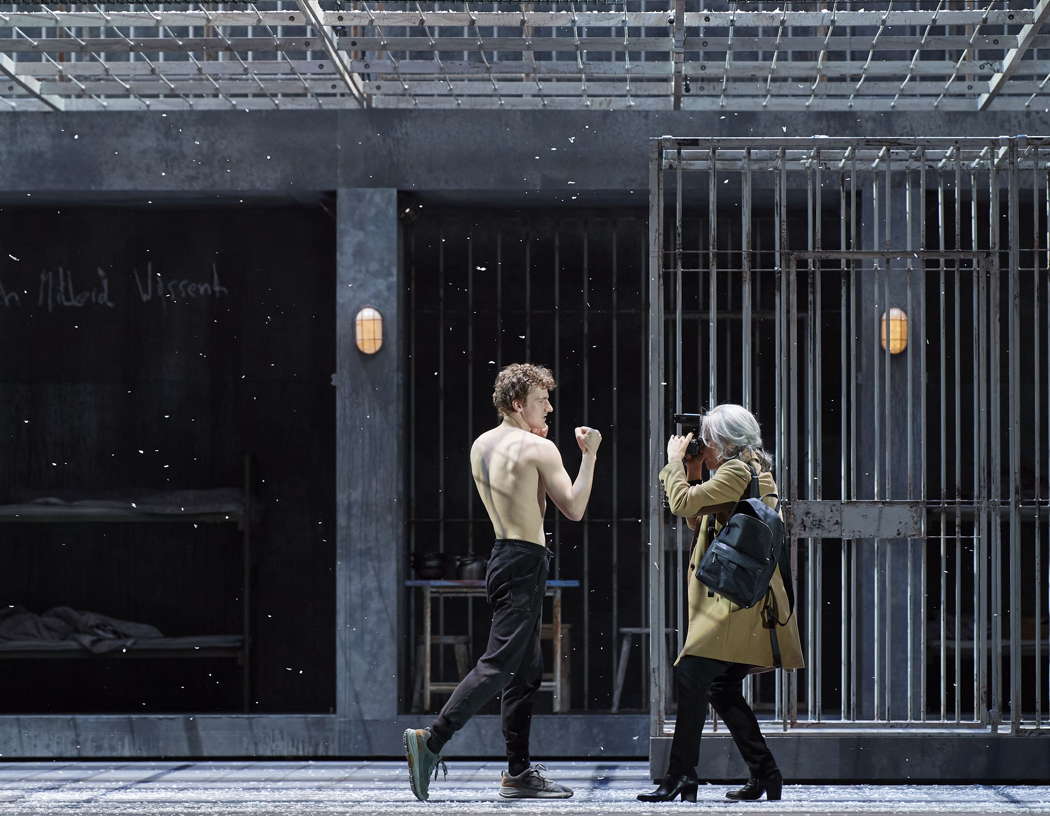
[777,542,795,617]
[756,486,790,611]
[742,463,759,500]
[768,601,784,669]
[760,483,796,664]
[762,539,796,623]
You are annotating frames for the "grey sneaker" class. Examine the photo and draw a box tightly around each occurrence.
[498,764,574,799]
[402,727,446,802]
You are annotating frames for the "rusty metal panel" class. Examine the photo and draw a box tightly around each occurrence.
[786,501,925,539]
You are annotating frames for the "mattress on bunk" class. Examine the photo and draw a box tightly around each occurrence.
[0,487,245,517]
[0,635,244,654]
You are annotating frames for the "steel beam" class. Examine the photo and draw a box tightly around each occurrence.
[978,0,1050,110]
[0,52,63,111]
[297,0,367,108]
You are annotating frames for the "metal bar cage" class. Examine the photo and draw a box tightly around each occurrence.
[2,1,1050,111]
[405,209,653,714]
[648,135,1050,735]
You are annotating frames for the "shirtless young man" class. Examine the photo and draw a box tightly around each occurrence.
[403,363,602,802]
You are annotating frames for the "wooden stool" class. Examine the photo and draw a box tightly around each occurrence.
[413,634,471,712]
[612,627,676,712]
[540,623,572,712]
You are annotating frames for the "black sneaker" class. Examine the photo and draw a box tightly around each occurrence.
[498,764,574,799]
[402,727,446,802]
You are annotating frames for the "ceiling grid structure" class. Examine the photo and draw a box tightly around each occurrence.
[0,1,1049,112]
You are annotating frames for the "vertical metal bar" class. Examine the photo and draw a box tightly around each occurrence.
[790,248,799,526]
[938,168,948,724]
[611,224,620,708]
[648,139,667,738]
[840,169,849,724]
[549,216,567,703]
[437,219,447,683]
[919,162,929,723]
[789,250,800,728]
[467,226,476,651]
[675,150,685,668]
[709,146,718,407]
[423,585,432,711]
[989,144,1002,732]
[1007,142,1022,734]
[954,148,963,724]
[496,224,504,360]
[582,220,591,711]
[744,166,754,700]
[850,154,859,723]
[1041,157,1050,726]
[872,174,883,723]
[641,211,652,705]
[806,165,816,722]
[973,168,984,724]
[883,264,893,721]
[873,179,882,509]
[408,225,418,712]
[742,147,752,408]
[1036,151,1045,729]
[243,454,252,712]
[814,151,824,724]
[1045,160,1050,730]
[906,160,916,723]
[553,589,563,713]
[774,150,786,726]
[955,252,963,724]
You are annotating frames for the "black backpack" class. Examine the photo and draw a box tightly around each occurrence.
[694,463,795,665]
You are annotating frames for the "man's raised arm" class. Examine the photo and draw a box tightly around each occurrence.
[534,427,601,522]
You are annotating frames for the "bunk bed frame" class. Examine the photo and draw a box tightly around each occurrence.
[0,455,255,713]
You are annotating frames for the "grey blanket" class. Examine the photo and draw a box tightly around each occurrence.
[0,606,164,654]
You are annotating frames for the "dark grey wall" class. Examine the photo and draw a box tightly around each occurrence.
[0,110,1044,759]
[0,110,1044,200]
[0,205,336,714]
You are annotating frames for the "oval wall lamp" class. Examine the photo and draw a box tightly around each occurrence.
[355,306,383,354]
[880,307,908,354]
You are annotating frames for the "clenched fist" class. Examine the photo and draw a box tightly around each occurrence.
[575,426,602,455]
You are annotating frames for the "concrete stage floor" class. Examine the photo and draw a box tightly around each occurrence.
[1,761,1048,815]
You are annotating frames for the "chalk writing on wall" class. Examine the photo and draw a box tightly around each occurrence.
[0,262,230,310]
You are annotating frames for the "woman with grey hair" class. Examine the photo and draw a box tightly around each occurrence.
[638,404,803,804]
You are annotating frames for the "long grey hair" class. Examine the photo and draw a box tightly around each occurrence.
[700,404,774,472]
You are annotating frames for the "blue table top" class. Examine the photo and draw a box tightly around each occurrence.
[405,579,580,588]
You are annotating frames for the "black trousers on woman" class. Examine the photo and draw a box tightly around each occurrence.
[666,655,779,780]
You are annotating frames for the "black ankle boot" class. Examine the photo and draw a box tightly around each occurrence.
[725,770,783,801]
[637,773,699,803]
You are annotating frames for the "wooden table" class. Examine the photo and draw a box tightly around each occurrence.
[406,579,580,712]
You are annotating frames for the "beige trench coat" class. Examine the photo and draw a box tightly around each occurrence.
[659,457,804,671]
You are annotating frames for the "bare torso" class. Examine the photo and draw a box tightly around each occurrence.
[470,425,548,548]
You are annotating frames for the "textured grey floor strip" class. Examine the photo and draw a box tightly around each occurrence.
[1,762,1048,814]
[75,763,194,804]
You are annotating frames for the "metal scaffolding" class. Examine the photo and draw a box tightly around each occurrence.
[3,1,1050,112]
[648,136,1050,735]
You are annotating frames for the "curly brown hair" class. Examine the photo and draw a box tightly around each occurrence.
[492,363,556,417]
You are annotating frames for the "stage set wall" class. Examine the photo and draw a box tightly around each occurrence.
[0,110,1047,779]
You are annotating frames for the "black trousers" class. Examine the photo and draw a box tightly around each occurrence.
[429,540,550,770]
[666,655,779,780]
